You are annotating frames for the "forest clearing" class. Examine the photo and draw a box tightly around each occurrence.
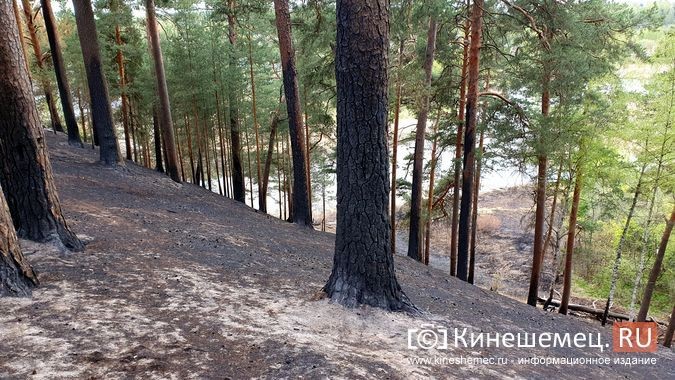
[1,0,674,378]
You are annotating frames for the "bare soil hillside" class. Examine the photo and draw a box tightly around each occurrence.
[1,132,673,379]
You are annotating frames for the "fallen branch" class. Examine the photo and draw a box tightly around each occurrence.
[538,297,659,324]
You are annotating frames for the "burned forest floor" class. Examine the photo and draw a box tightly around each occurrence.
[1,132,673,379]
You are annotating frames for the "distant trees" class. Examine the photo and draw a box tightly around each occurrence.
[324,0,414,311]
[0,0,83,252]
[72,0,123,166]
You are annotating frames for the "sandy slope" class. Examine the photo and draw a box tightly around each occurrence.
[0,132,673,379]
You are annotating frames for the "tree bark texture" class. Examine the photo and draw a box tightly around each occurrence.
[0,2,84,251]
[323,0,414,312]
[0,184,39,297]
[559,168,582,314]
[227,0,245,203]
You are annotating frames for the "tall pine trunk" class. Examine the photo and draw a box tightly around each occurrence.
[423,108,441,265]
[115,23,131,160]
[72,0,122,166]
[146,0,181,182]
[457,0,483,281]
[324,0,414,312]
[274,0,312,227]
[41,0,81,146]
[247,34,263,210]
[526,71,551,306]
[559,167,582,314]
[0,3,83,251]
[390,40,404,255]
[468,127,485,284]
[21,0,63,133]
[451,14,470,277]
[602,163,646,325]
[637,205,675,322]
[227,0,245,203]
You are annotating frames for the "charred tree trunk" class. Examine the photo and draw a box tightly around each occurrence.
[115,23,131,160]
[457,0,483,281]
[0,3,83,251]
[247,34,263,209]
[407,17,437,262]
[390,40,404,255]
[0,185,39,297]
[274,0,312,226]
[602,163,646,325]
[559,167,582,315]
[72,0,122,166]
[261,100,282,213]
[152,106,164,173]
[451,14,471,277]
[323,0,414,312]
[423,108,441,265]
[41,0,81,146]
[146,0,180,182]
[637,205,675,322]
[226,0,245,203]
[468,127,485,284]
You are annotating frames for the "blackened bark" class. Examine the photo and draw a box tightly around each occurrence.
[72,0,123,166]
[0,184,39,297]
[146,0,181,182]
[227,0,245,203]
[152,106,164,173]
[41,0,81,146]
[637,205,675,322]
[559,168,582,315]
[0,2,83,251]
[457,0,483,282]
[274,0,312,227]
[451,14,470,277]
[468,128,484,284]
[261,101,282,213]
[115,23,131,160]
[407,17,437,262]
[323,0,415,312]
